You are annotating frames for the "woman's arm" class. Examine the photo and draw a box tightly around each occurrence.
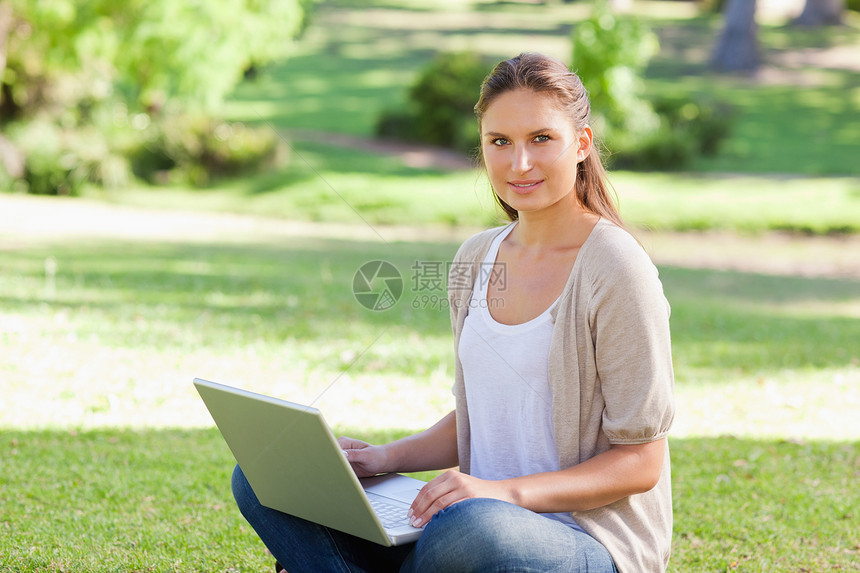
[407,438,665,527]
[338,410,458,478]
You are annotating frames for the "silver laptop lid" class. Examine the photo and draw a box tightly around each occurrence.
[193,378,396,545]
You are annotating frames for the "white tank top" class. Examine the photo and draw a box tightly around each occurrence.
[459,224,582,530]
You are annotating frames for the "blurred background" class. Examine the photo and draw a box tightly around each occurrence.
[1,1,858,571]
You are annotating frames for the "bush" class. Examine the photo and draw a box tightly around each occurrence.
[7,119,131,195]
[571,1,732,169]
[130,113,282,186]
[4,108,282,194]
[609,97,735,170]
[655,97,734,156]
[375,110,419,141]
[0,163,13,192]
[571,1,660,145]
[376,51,490,153]
[1,0,309,195]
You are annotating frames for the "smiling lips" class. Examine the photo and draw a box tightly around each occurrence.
[508,179,544,194]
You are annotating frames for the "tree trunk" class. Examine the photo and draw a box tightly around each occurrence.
[793,0,844,26]
[711,0,760,73]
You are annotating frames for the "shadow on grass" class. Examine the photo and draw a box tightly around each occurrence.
[1,428,857,572]
[2,237,858,375]
[662,266,860,373]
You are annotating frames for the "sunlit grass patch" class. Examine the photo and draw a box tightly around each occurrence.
[1,429,857,572]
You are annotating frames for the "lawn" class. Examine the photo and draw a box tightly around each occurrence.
[2,429,857,572]
[99,143,860,234]
[3,0,860,570]
[1,197,858,571]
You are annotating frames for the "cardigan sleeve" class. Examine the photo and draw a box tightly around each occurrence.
[586,230,675,445]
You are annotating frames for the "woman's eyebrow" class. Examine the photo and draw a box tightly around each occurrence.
[482,128,555,138]
[527,127,555,136]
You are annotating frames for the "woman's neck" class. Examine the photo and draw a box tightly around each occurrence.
[512,197,598,250]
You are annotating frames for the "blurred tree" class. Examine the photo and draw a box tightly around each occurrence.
[1,0,311,193]
[571,0,660,145]
[711,0,760,72]
[793,0,845,25]
[376,51,489,153]
[3,0,309,117]
[0,0,23,179]
[0,1,9,82]
[571,0,734,170]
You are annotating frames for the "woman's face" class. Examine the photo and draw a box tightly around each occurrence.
[480,88,591,217]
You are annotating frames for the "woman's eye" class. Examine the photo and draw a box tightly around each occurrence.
[533,134,550,143]
[491,138,509,146]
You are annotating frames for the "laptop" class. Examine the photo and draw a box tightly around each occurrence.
[193,378,425,546]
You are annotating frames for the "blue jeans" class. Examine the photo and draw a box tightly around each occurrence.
[232,465,617,572]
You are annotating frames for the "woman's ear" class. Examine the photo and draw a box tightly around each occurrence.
[576,126,593,162]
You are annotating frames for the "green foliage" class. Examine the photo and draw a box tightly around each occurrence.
[610,97,735,171]
[376,51,489,153]
[1,0,310,194]
[6,119,130,195]
[4,0,307,113]
[571,1,660,145]
[0,163,11,192]
[698,0,727,15]
[131,114,282,186]
[571,2,733,170]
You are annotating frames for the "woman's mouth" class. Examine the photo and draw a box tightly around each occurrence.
[508,180,543,194]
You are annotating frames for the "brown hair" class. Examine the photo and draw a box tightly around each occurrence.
[474,52,626,230]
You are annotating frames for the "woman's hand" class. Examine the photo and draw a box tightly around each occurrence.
[407,470,515,528]
[337,436,390,478]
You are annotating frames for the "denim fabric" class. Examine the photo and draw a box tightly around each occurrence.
[231,465,410,573]
[232,465,617,573]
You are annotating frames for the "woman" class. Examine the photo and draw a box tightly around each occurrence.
[232,52,674,572]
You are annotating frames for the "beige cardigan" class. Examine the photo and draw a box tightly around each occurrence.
[448,219,675,573]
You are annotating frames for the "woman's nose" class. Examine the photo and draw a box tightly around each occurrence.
[512,146,533,173]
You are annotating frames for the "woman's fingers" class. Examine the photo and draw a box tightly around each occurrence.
[337,436,370,450]
[408,470,474,527]
[337,437,380,477]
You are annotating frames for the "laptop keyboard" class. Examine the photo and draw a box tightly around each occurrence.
[369,496,411,528]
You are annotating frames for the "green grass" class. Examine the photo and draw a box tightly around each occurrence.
[669,436,860,572]
[95,140,495,227]
[1,225,858,570]
[1,228,858,432]
[87,145,860,234]
[3,1,860,569]
[222,0,860,176]
[2,429,857,572]
[3,235,858,402]
[0,428,270,573]
[645,14,860,176]
[82,0,860,235]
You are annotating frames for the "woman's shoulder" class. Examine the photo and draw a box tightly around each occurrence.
[579,219,658,282]
[584,219,643,254]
